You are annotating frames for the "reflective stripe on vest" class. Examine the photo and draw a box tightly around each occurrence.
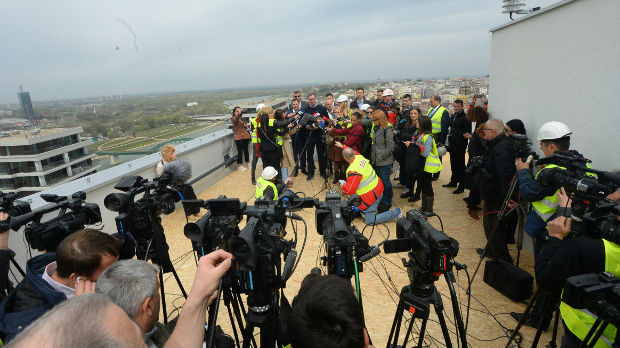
[427,106,446,134]
[255,177,278,200]
[346,155,379,196]
[250,117,259,144]
[532,164,565,221]
[560,240,619,348]
[422,134,442,174]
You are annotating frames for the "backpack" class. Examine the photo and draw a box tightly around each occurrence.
[405,142,424,176]
[360,123,373,159]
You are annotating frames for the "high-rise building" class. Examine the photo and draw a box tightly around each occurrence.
[17,86,40,122]
[0,127,99,196]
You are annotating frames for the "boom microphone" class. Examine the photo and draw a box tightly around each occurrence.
[160,160,192,186]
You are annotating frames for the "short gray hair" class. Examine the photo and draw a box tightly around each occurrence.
[95,259,159,318]
[486,118,504,133]
[7,294,131,348]
[342,147,355,159]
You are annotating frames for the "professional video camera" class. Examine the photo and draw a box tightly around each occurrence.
[510,134,539,162]
[562,272,620,345]
[0,191,31,231]
[314,191,377,278]
[183,190,316,348]
[9,191,101,252]
[384,209,460,288]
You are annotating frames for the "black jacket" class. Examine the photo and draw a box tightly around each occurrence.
[447,110,469,150]
[301,104,329,139]
[478,133,516,204]
[257,118,294,152]
[349,98,371,110]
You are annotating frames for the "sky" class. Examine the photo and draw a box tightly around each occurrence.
[0,0,557,103]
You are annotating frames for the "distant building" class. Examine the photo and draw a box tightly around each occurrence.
[187,102,199,107]
[0,127,99,196]
[17,88,40,122]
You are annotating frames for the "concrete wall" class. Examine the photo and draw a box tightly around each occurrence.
[8,129,236,272]
[489,0,620,171]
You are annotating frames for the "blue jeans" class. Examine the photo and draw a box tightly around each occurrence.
[364,194,398,225]
[376,164,393,206]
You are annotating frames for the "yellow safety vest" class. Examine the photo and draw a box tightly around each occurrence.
[250,117,259,144]
[560,239,620,348]
[345,155,379,197]
[427,106,447,134]
[422,134,442,173]
[256,118,283,145]
[255,177,278,200]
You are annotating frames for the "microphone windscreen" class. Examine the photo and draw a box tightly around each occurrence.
[162,160,192,185]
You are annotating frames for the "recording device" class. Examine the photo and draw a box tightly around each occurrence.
[0,191,31,231]
[576,199,620,243]
[314,191,377,278]
[562,272,620,329]
[510,134,538,163]
[104,160,191,268]
[384,209,459,286]
[9,191,101,252]
[464,155,484,176]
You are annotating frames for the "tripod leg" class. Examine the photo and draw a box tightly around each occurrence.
[579,318,602,348]
[416,317,428,348]
[505,286,541,348]
[170,267,188,298]
[433,303,453,348]
[445,272,468,348]
[549,306,561,348]
[206,279,224,348]
[159,269,168,324]
[388,296,405,348]
[585,321,609,348]
[10,257,26,278]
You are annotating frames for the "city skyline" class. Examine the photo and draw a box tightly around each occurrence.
[1,0,556,103]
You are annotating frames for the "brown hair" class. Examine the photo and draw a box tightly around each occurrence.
[405,107,423,128]
[56,229,122,278]
[160,145,176,162]
[371,109,388,129]
[467,106,489,123]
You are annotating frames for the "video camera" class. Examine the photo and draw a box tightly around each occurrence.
[9,191,101,252]
[0,191,31,231]
[383,209,459,287]
[510,134,539,163]
[315,191,377,278]
[563,272,620,330]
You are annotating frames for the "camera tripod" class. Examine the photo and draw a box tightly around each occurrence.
[142,213,188,324]
[387,270,468,348]
[471,173,528,283]
[505,288,562,348]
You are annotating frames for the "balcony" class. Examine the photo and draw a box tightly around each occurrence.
[0,139,93,163]
[0,154,96,180]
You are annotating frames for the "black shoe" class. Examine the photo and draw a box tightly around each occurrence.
[400,190,412,199]
[409,194,421,202]
[432,173,440,181]
[510,312,542,330]
[476,248,488,257]
[306,174,314,181]
[442,182,457,188]
[301,169,308,175]
[332,177,339,184]
[463,197,469,202]
[292,169,298,177]
[452,187,464,194]
[251,179,256,185]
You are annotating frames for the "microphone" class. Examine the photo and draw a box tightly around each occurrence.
[281,249,298,281]
[160,160,192,186]
[358,245,380,262]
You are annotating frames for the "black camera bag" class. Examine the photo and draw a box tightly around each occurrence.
[483,259,533,302]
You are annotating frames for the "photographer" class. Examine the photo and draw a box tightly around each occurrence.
[0,229,121,341]
[288,274,370,348]
[463,106,489,219]
[340,147,402,225]
[477,119,516,263]
[536,189,619,348]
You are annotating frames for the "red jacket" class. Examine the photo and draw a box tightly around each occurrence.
[341,148,384,210]
[330,124,364,153]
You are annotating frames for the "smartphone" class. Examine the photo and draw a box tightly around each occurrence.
[339,180,346,185]
[282,168,288,182]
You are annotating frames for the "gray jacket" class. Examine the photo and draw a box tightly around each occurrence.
[370,125,394,167]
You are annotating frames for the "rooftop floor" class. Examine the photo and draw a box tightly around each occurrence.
[160,155,560,347]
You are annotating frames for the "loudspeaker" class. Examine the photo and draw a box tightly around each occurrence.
[483,259,533,302]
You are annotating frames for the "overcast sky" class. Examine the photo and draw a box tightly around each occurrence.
[1,0,556,103]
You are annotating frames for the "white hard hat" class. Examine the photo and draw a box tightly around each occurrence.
[262,166,278,180]
[255,103,266,112]
[537,121,572,141]
[360,104,371,111]
[336,95,348,103]
[437,145,447,156]
[383,89,394,96]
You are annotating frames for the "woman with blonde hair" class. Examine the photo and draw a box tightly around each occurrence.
[156,144,177,175]
[369,109,394,212]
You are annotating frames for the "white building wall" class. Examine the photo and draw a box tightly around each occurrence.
[489,0,620,171]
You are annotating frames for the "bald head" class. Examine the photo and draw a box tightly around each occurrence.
[486,119,504,133]
[343,147,355,162]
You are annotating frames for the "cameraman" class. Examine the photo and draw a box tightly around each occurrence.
[288,274,371,348]
[256,166,293,201]
[478,119,516,263]
[0,229,121,341]
[537,189,619,348]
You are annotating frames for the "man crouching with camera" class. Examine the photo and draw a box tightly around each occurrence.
[0,229,121,342]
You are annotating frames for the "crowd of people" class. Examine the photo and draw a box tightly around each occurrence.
[0,88,617,348]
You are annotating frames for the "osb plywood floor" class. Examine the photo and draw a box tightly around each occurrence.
[159,155,560,348]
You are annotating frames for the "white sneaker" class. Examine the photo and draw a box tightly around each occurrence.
[238,165,247,171]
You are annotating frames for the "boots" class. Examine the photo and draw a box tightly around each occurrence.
[421,195,434,213]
